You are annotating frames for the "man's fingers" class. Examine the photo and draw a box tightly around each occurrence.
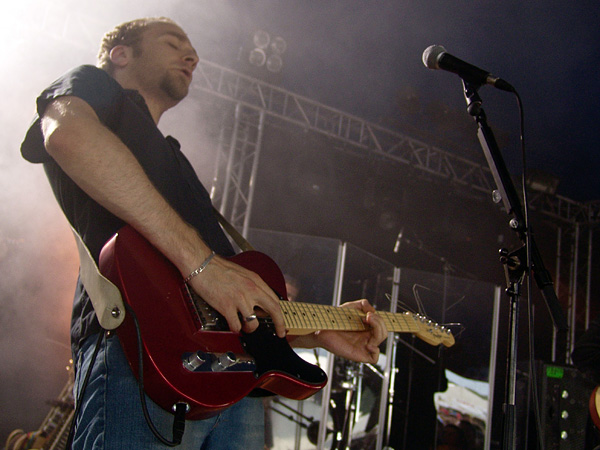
[189,256,287,337]
[242,271,286,337]
[221,308,243,333]
[366,311,388,345]
[263,304,286,338]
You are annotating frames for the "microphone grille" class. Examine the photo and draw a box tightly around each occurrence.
[422,45,446,69]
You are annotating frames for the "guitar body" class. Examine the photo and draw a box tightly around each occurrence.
[99,225,327,420]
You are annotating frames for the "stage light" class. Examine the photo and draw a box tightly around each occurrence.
[266,54,283,73]
[270,36,287,55]
[247,30,286,77]
[253,30,270,49]
[249,47,267,67]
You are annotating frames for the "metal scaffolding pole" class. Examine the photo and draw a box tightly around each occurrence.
[242,109,266,237]
[218,103,243,217]
[585,227,594,329]
[552,226,562,362]
[567,224,580,362]
[210,102,265,233]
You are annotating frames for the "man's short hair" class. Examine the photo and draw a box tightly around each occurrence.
[97,17,178,73]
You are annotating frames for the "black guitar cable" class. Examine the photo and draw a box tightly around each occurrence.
[126,303,187,447]
[65,313,186,449]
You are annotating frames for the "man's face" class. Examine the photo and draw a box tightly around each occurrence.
[129,22,199,103]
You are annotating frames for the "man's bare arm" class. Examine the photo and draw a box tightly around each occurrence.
[41,96,286,336]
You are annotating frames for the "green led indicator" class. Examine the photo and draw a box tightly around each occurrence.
[546,366,564,379]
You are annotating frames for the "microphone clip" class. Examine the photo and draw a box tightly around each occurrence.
[462,80,483,117]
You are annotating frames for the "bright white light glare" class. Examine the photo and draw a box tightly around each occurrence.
[266,54,283,73]
[249,47,267,67]
[0,0,40,54]
[252,30,270,49]
[270,36,287,55]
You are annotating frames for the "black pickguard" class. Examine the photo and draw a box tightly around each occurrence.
[241,323,328,391]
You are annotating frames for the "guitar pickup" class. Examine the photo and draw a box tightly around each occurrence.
[182,351,255,373]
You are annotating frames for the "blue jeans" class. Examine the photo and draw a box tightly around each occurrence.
[73,332,265,450]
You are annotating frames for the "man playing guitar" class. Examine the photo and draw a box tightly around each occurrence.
[21,17,387,450]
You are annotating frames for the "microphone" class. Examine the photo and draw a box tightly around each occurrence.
[393,227,404,253]
[422,45,514,92]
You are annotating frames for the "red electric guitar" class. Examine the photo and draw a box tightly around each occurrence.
[99,225,455,420]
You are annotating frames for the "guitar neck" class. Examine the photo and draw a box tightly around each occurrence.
[279,301,455,347]
[280,301,418,335]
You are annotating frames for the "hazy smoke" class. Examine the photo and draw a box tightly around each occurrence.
[1,0,598,443]
[0,0,231,439]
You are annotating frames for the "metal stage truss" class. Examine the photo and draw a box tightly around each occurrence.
[192,58,599,227]
[196,58,597,358]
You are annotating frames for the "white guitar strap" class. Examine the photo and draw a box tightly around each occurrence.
[71,227,125,330]
[70,210,246,331]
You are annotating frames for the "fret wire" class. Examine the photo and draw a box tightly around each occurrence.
[287,302,325,330]
[335,306,347,330]
[402,313,417,332]
[320,304,333,329]
[344,308,356,330]
[304,303,318,329]
[337,306,347,329]
[330,305,362,331]
[295,302,307,328]
[285,301,300,329]
[298,302,313,328]
[330,304,344,330]
[329,305,340,330]
[311,303,324,330]
[293,302,304,328]
[323,305,337,329]
[311,303,326,329]
[310,304,322,329]
[341,308,353,330]
[384,311,401,331]
[380,311,416,333]
[280,301,291,328]
[287,302,299,328]
[403,313,419,332]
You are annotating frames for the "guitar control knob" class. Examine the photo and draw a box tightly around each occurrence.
[211,352,238,372]
[183,352,206,371]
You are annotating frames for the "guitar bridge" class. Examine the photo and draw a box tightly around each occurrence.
[183,285,226,331]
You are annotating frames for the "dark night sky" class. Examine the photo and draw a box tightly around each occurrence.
[241,1,600,202]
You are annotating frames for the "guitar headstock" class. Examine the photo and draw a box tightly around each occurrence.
[408,312,455,347]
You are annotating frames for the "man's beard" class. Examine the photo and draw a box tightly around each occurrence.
[160,72,189,102]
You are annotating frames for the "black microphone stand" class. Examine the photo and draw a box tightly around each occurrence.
[460,80,568,449]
